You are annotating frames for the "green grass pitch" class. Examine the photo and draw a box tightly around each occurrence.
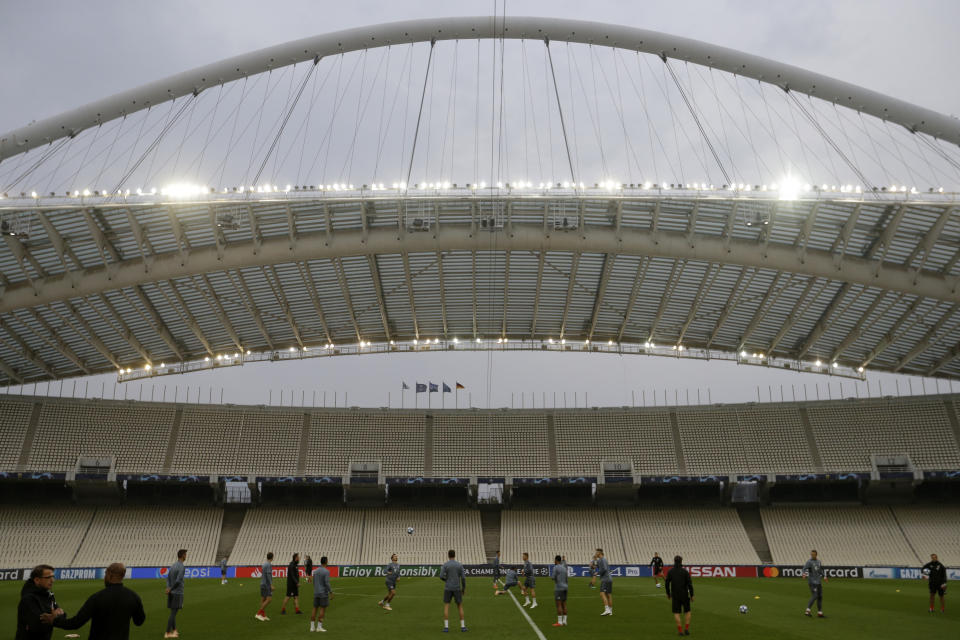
[6,576,955,639]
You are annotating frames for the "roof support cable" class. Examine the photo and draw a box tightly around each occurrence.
[662,57,731,186]
[111,94,195,194]
[404,38,436,192]
[545,37,577,187]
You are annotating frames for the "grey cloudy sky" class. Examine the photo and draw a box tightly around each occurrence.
[1,0,958,408]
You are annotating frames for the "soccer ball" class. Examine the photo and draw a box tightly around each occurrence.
[739,605,749,614]
[922,568,931,576]
[407,526,415,535]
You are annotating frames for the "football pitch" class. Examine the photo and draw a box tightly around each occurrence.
[6,576,955,639]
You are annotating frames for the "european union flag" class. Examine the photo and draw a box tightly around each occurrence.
[415,383,426,393]
[442,383,452,392]
[429,382,439,392]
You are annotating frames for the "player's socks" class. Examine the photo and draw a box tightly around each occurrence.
[444,620,449,629]
[460,619,466,629]
[296,609,302,614]
[281,608,286,615]
[310,622,315,631]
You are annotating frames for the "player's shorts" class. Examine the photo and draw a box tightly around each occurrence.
[600,578,613,594]
[524,576,536,588]
[653,568,664,577]
[671,597,691,614]
[493,567,501,579]
[503,581,517,591]
[287,584,299,597]
[221,567,227,577]
[930,583,947,596]
[443,589,464,604]
[167,593,183,610]
[554,589,568,602]
[313,595,329,608]
[260,584,272,598]
[385,579,397,591]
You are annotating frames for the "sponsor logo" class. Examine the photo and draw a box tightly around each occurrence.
[626,567,640,577]
[56,568,104,580]
[687,566,757,578]
[948,569,960,581]
[865,568,895,579]
[764,566,862,579]
[339,565,440,578]
[159,567,169,577]
[0,568,24,581]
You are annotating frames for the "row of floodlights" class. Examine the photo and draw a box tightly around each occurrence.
[3,183,948,200]
[117,338,866,377]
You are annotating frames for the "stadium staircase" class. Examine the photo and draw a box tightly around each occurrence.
[70,507,98,566]
[668,411,687,474]
[296,412,310,474]
[16,402,42,467]
[797,407,825,472]
[161,407,183,473]
[479,509,501,561]
[736,505,773,563]
[217,505,246,563]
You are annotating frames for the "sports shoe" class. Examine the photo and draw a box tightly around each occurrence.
[255,614,266,622]
[460,627,468,632]
[316,626,326,633]
[281,610,286,615]
[384,604,393,611]
[817,612,825,618]
[656,583,662,588]
[296,609,303,614]
[552,623,563,627]
[522,601,530,607]
[804,609,811,617]
[684,631,690,636]
[601,609,612,616]
[442,628,450,633]
[530,603,538,609]
[164,634,174,639]
[378,601,384,608]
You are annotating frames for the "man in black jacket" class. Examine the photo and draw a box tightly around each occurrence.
[46,562,145,640]
[665,555,694,637]
[16,565,63,640]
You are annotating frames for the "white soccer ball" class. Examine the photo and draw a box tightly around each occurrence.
[739,605,749,614]
[407,526,415,535]
[922,567,931,576]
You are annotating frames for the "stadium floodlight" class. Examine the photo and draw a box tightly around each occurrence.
[289,347,296,352]
[476,337,481,343]
[832,362,839,368]
[246,350,251,355]
[561,338,566,344]
[144,364,151,371]
[413,338,418,344]
[608,340,614,345]
[453,337,459,343]
[216,354,222,360]
[858,366,865,373]
[548,338,554,344]
[740,350,748,357]
[815,359,823,367]
[204,357,210,362]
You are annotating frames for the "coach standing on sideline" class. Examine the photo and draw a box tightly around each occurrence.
[47,563,146,640]
[165,549,186,638]
[16,564,63,640]
[665,555,693,636]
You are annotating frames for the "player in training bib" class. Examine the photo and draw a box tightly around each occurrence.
[551,555,568,627]
[596,548,613,616]
[521,552,538,608]
[255,552,274,621]
[494,567,519,596]
[311,557,332,632]
[802,550,827,618]
[379,553,400,611]
[439,549,467,632]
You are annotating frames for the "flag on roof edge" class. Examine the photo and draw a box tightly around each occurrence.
[455,382,465,389]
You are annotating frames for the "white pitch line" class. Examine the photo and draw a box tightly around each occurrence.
[505,590,548,640]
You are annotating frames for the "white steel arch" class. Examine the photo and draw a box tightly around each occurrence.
[2,15,959,161]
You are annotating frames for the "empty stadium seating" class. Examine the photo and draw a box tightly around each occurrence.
[892,505,960,564]
[433,413,551,477]
[554,410,677,476]
[305,411,425,476]
[500,509,628,565]
[0,397,32,468]
[72,506,222,567]
[0,505,94,568]
[170,407,302,475]
[358,509,485,564]
[619,508,761,565]
[28,400,174,472]
[229,507,364,565]
[808,398,960,472]
[761,505,918,566]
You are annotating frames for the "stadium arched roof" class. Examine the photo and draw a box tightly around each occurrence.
[1,17,959,386]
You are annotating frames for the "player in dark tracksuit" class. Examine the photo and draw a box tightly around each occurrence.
[802,550,827,617]
[651,552,665,588]
[280,553,301,614]
[922,553,947,613]
[492,551,501,588]
[665,555,694,636]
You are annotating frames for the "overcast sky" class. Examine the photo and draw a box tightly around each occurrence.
[1,0,958,408]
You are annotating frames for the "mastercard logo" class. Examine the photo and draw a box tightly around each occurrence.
[762,567,780,578]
